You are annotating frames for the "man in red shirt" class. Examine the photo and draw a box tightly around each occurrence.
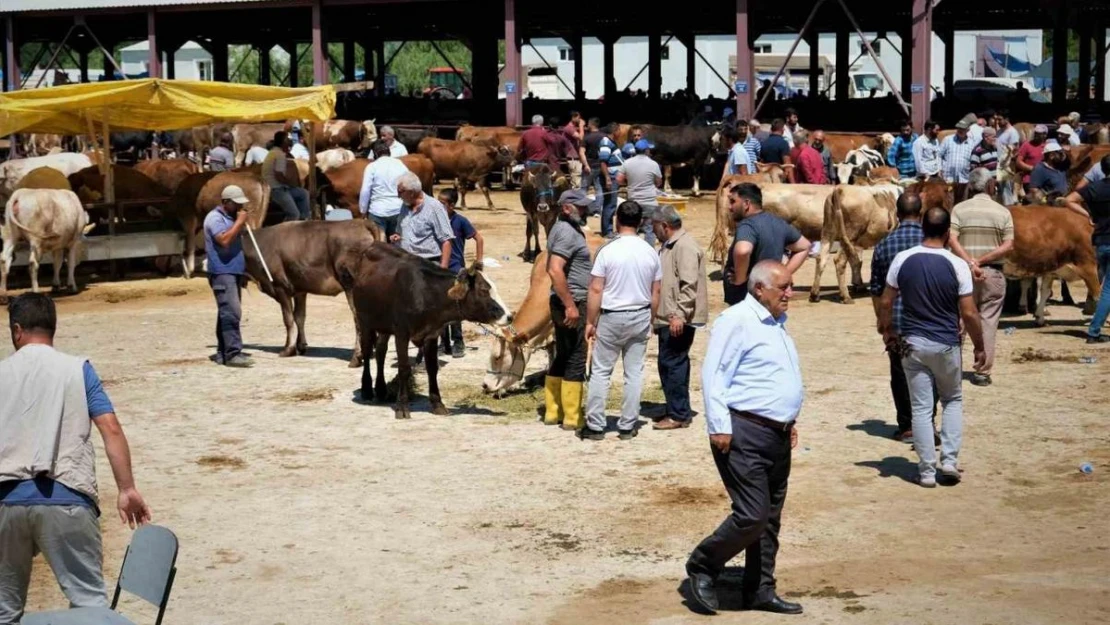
[789,129,827,184]
[1014,124,1047,188]
[516,114,552,169]
[563,111,586,186]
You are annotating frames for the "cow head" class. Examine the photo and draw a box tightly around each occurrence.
[493,145,514,168]
[877,133,895,161]
[836,147,884,185]
[446,261,513,326]
[482,332,528,397]
[359,119,378,149]
[524,164,556,212]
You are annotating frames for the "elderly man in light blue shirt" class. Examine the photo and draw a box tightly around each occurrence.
[685,259,804,617]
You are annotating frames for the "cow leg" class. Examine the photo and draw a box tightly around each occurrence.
[521,213,534,261]
[393,333,412,419]
[834,247,854,304]
[276,290,298,357]
[66,243,79,293]
[28,245,41,293]
[480,176,495,209]
[345,290,363,368]
[293,292,308,355]
[1017,278,1032,316]
[809,237,833,303]
[691,173,701,197]
[1034,276,1054,327]
[663,165,674,194]
[359,328,375,402]
[1079,265,1101,317]
[457,178,469,209]
[51,249,64,291]
[374,333,390,403]
[181,214,198,279]
[0,229,13,295]
[424,335,448,416]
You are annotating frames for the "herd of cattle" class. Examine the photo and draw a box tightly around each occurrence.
[1,114,1109,414]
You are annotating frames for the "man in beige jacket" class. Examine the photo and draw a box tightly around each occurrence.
[652,206,709,430]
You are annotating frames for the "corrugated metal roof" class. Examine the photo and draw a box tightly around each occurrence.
[0,0,275,13]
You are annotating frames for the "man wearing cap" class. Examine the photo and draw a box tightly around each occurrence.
[652,205,708,431]
[961,113,984,146]
[1029,141,1069,197]
[940,119,975,201]
[204,185,254,368]
[739,120,762,166]
[544,188,595,432]
[969,126,999,173]
[580,201,662,441]
[1056,123,1081,147]
[912,121,942,179]
[1015,125,1048,188]
[617,140,663,246]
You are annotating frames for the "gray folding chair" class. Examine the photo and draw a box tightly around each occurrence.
[22,524,178,625]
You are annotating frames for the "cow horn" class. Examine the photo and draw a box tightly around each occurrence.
[448,268,470,301]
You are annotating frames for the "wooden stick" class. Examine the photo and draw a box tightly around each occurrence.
[245,223,274,283]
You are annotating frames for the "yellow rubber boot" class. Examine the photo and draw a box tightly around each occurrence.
[560,381,585,430]
[543,376,564,425]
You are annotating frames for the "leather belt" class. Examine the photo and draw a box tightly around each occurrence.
[730,409,794,432]
[601,305,650,314]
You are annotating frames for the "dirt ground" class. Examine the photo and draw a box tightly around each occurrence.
[7,188,1109,625]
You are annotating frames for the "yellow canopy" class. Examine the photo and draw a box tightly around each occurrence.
[0,78,337,136]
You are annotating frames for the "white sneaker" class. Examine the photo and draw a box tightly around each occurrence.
[919,474,936,488]
[940,464,961,483]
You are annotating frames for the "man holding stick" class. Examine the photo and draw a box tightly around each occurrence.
[204,185,254,368]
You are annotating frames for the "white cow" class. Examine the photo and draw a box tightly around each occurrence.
[315,148,357,172]
[835,146,886,185]
[1,188,90,295]
[0,152,94,207]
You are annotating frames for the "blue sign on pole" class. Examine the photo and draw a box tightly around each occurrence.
[506,81,517,94]
[734,80,749,94]
[910,83,924,94]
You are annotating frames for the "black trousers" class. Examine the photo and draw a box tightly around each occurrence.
[887,347,913,433]
[657,325,697,421]
[549,296,588,382]
[440,321,463,350]
[687,414,791,605]
[724,280,747,306]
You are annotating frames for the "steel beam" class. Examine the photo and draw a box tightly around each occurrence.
[835,0,909,116]
[735,0,753,119]
[1095,25,1106,102]
[648,32,662,99]
[911,0,932,130]
[146,10,161,78]
[343,40,355,82]
[753,0,827,118]
[504,0,522,126]
[835,27,849,100]
[258,44,270,85]
[602,35,617,101]
[528,40,576,97]
[806,29,819,98]
[312,0,327,85]
[940,27,953,98]
[429,39,473,93]
[569,33,583,100]
[1078,23,1091,102]
[679,34,696,95]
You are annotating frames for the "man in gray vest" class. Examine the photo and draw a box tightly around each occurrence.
[0,293,151,623]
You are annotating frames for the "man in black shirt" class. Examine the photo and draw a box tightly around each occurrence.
[1065,155,1110,343]
[723,183,811,305]
[581,118,609,216]
[759,118,792,167]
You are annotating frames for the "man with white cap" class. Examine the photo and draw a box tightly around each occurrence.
[1056,123,1081,147]
[1029,141,1069,197]
[204,185,254,368]
[961,113,983,146]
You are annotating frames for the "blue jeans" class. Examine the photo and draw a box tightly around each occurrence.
[371,214,400,241]
[271,185,310,222]
[210,273,243,363]
[581,167,604,216]
[1087,245,1110,337]
[601,173,620,237]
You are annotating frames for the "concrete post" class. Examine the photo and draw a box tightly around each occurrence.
[910,0,931,130]
[146,10,161,78]
[312,0,327,85]
[504,0,522,126]
[735,0,754,119]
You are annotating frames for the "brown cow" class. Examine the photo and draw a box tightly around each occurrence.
[15,167,72,191]
[417,137,513,209]
[1064,145,1110,190]
[456,125,523,190]
[134,158,200,193]
[519,164,571,262]
[306,119,378,152]
[905,178,953,212]
[170,171,269,278]
[68,165,172,207]
[317,155,435,213]
[483,232,607,397]
[821,132,895,164]
[242,219,381,367]
[232,121,295,165]
[810,184,901,304]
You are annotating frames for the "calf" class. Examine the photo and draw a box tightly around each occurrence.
[835,146,886,184]
[1,188,90,295]
[243,219,381,367]
[338,244,513,419]
[636,123,720,196]
[519,164,570,262]
[811,184,901,303]
[417,137,513,209]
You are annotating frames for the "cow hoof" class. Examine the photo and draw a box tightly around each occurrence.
[1035,319,1048,328]
[360,386,373,401]
[296,343,308,356]
[431,403,449,416]
[278,347,297,358]
[840,297,855,305]
[375,384,389,403]
[808,293,820,303]
[394,407,411,420]
[348,356,362,369]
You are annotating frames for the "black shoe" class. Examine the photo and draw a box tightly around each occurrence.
[578,427,605,441]
[749,595,803,615]
[1086,334,1110,344]
[452,342,465,359]
[618,429,638,440]
[686,573,719,614]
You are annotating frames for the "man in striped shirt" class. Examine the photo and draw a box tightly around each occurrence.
[738,120,761,165]
[969,127,999,173]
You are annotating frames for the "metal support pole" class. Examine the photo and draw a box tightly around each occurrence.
[504,0,522,126]
[735,0,753,119]
[373,39,385,95]
[941,27,953,98]
[79,48,89,82]
[910,0,932,130]
[312,0,327,85]
[834,0,909,116]
[623,35,673,92]
[682,34,696,95]
[602,36,617,101]
[806,30,819,98]
[835,28,849,100]
[900,27,912,105]
[258,44,271,85]
[1078,23,1091,103]
[429,39,473,92]
[1,17,13,92]
[1094,25,1107,103]
[648,33,662,99]
[528,41,576,97]
[146,10,161,78]
[34,31,78,89]
[569,33,583,100]
[212,41,228,81]
[753,0,827,119]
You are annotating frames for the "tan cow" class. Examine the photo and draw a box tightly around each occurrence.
[316,148,357,172]
[822,132,895,164]
[1,188,90,295]
[232,121,296,165]
[810,184,902,304]
[417,137,513,209]
[308,119,377,151]
[170,171,269,279]
[316,155,435,214]
[0,153,93,207]
[134,158,200,193]
[711,182,830,266]
[708,165,788,263]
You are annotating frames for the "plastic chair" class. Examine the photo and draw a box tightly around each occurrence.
[22,524,178,625]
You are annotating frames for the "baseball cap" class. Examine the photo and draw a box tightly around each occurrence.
[981,126,997,137]
[621,143,636,157]
[749,118,760,127]
[955,119,971,130]
[1057,123,1075,135]
[961,112,978,125]
[1034,124,1048,134]
[557,188,592,207]
[656,205,683,226]
[634,139,655,152]
[1042,141,1063,154]
[221,185,250,204]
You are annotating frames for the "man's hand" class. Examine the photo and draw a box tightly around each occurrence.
[669,316,684,337]
[234,209,249,224]
[710,434,731,454]
[973,346,987,371]
[117,487,151,529]
[389,234,400,243]
[790,427,798,449]
[563,304,580,328]
[585,323,596,341]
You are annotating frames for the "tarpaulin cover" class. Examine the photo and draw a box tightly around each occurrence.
[0,78,336,136]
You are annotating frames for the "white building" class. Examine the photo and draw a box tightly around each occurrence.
[120,40,213,80]
[519,30,1058,100]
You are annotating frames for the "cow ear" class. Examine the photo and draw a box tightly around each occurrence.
[448,278,469,301]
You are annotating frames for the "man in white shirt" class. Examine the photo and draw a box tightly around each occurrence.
[722,126,753,175]
[379,125,408,158]
[244,143,269,166]
[580,201,662,441]
[359,140,412,239]
[1056,124,1081,147]
[912,121,941,179]
[686,260,803,616]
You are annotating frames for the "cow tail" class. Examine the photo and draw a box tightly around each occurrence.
[8,199,62,242]
[830,187,849,248]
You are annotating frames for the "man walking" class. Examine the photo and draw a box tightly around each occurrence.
[358,139,411,240]
[788,129,826,184]
[0,293,152,624]
[947,168,1013,386]
[879,208,986,487]
[686,260,804,616]
[580,201,662,441]
[205,184,254,368]
[940,119,975,201]
[652,206,708,431]
[261,131,311,222]
[1063,155,1110,343]
[544,189,595,431]
[723,183,810,305]
[517,114,552,169]
[869,192,925,441]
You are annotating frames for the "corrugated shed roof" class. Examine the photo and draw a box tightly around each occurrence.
[0,0,276,13]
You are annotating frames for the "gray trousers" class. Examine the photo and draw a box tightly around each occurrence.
[902,336,964,478]
[586,308,651,432]
[210,273,243,363]
[271,185,310,222]
[0,505,107,624]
